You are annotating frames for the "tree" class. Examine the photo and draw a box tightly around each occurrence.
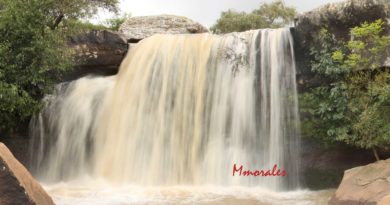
[211,0,296,33]
[252,0,296,28]
[104,13,131,31]
[302,20,390,160]
[333,19,390,160]
[0,0,118,134]
[47,0,119,30]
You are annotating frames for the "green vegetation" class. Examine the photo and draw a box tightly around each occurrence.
[302,20,390,160]
[211,0,296,33]
[104,13,131,31]
[0,0,118,134]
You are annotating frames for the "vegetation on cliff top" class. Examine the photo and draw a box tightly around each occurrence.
[211,0,296,34]
[302,20,390,160]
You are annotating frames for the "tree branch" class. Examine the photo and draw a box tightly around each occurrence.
[50,14,64,30]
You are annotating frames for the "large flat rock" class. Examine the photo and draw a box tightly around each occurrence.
[119,15,208,41]
[0,143,54,205]
[329,159,390,205]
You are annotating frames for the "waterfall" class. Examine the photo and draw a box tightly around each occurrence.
[30,28,300,191]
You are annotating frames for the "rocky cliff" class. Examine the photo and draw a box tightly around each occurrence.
[67,15,208,80]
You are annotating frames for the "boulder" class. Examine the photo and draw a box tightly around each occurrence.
[66,30,128,80]
[0,143,54,205]
[329,158,390,205]
[119,15,208,41]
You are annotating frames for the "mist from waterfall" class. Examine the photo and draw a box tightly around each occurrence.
[30,28,300,191]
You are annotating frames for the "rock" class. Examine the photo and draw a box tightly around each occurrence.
[329,158,390,205]
[301,138,376,190]
[0,136,30,167]
[295,0,390,40]
[0,143,54,205]
[66,15,208,80]
[66,30,128,80]
[119,15,208,41]
[378,195,390,205]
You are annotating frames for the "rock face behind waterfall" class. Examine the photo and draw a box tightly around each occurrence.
[119,15,208,41]
[329,159,390,205]
[0,143,54,205]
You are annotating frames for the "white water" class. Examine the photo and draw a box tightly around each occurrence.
[29,28,316,204]
[45,182,334,205]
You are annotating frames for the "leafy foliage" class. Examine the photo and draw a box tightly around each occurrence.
[302,20,390,158]
[211,0,296,33]
[47,0,119,30]
[0,0,118,134]
[104,13,131,31]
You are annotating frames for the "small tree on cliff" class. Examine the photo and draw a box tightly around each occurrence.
[302,20,390,161]
[332,19,390,160]
[211,0,296,33]
[0,0,118,134]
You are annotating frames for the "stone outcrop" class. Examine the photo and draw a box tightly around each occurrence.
[295,0,390,41]
[0,143,54,205]
[66,30,128,80]
[68,15,208,80]
[119,15,208,41]
[329,159,390,205]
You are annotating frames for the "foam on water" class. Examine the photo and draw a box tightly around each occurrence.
[45,181,334,205]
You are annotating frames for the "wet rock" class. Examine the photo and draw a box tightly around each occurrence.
[329,158,390,205]
[0,143,54,205]
[119,15,208,41]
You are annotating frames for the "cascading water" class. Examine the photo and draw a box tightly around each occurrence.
[30,28,302,198]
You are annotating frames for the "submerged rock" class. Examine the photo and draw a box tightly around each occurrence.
[119,15,208,41]
[0,143,54,205]
[329,158,390,205]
